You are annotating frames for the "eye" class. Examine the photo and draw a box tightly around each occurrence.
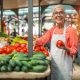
[53,11,64,16]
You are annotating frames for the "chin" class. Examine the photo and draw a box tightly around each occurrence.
[56,21,63,24]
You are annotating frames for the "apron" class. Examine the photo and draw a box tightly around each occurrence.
[50,26,73,80]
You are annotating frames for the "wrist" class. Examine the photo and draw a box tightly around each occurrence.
[65,47,70,52]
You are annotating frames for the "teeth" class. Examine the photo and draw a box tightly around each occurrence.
[57,17,63,19]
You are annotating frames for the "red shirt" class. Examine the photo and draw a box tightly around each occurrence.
[36,26,78,56]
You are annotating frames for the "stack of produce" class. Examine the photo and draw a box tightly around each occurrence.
[0,51,49,72]
[0,42,49,57]
[29,52,49,72]
[0,43,28,54]
[33,45,49,56]
[11,36,28,45]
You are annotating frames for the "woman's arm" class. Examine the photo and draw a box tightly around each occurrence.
[66,27,78,56]
[36,27,55,46]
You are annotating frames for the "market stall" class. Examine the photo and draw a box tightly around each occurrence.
[0,33,50,80]
[0,0,80,80]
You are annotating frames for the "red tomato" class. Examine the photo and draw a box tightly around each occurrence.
[0,48,3,54]
[16,47,21,52]
[11,46,16,51]
[40,46,45,51]
[56,40,64,47]
[23,48,28,53]
[21,43,26,48]
[1,52,6,55]
[6,47,12,54]
[20,49,25,53]
[34,48,40,52]
[34,45,40,51]
[42,50,49,56]
[14,43,21,48]
[3,47,7,52]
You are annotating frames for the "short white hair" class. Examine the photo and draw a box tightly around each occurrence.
[53,4,64,13]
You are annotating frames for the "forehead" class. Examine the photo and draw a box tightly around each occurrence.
[54,7,64,12]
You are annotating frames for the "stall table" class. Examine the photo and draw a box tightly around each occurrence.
[0,65,50,80]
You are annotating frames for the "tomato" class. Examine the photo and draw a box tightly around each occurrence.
[14,42,21,48]
[42,50,49,56]
[56,40,64,47]
[19,47,28,53]
[11,46,16,51]
[34,48,40,52]
[20,49,25,53]
[1,52,6,54]
[34,45,40,51]
[6,47,12,54]
[3,47,7,52]
[40,46,45,51]
[16,47,21,52]
[23,48,28,53]
[0,48,3,54]
[21,43,26,48]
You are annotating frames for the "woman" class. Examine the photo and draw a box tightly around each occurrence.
[36,5,78,80]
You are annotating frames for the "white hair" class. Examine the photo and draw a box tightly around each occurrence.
[53,4,64,13]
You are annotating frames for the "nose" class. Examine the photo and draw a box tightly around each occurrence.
[57,13,64,17]
[57,13,61,16]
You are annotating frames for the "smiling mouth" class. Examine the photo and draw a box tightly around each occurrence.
[57,17,64,21]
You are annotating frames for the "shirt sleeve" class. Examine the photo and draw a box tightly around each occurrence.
[67,27,78,56]
[36,27,54,46]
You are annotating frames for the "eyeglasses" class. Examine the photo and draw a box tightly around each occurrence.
[53,11,64,16]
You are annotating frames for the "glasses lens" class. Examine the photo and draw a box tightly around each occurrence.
[53,11,64,16]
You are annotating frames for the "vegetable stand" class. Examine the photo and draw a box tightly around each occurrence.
[0,47,50,80]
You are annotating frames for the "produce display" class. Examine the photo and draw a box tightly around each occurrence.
[0,35,50,73]
[33,45,49,56]
[11,36,28,45]
[0,51,49,72]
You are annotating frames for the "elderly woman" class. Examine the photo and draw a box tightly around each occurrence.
[35,5,78,80]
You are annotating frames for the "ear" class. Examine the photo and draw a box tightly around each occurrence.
[52,15,55,20]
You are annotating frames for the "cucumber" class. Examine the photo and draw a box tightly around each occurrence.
[0,65,8,72]
[15,60,22,67]
[7,65,13,72]
[21,66,28,72]
[9,60,16,67]
[21,61,32,69]
[29,59,48,66]
[14,66,20,72]
[28,60,38,66]
[32,65,47,72]
[0,60,7,66]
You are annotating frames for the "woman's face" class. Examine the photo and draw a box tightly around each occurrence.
[52,7,65,24]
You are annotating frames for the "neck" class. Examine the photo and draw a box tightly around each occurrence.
[56,23,64,28]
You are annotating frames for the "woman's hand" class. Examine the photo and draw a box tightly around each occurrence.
[57,44,70,53]
[57,44,65,49]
